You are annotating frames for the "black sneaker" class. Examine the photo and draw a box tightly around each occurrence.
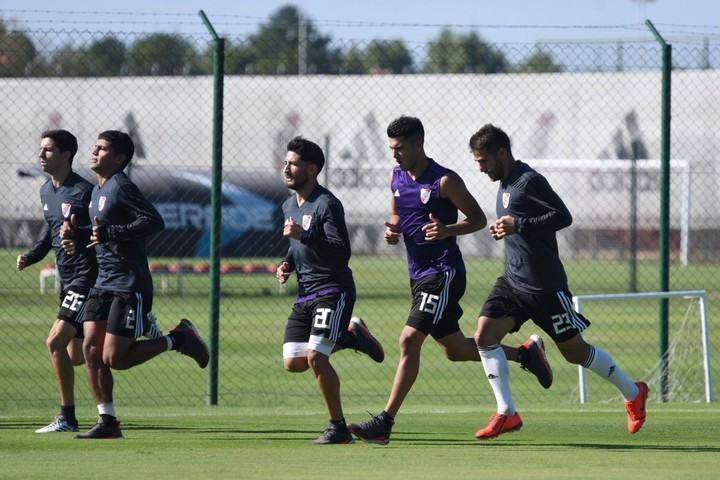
[311,423,354,444]
[74,420,123,439]
[348,316,384,363]
[170,319,210,368]
[348,414,393,445]
[518,334,553,389]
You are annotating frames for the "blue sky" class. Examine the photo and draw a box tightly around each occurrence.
[2,0,718,44]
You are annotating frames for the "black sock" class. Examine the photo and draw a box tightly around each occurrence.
[335,330,354,349]
[99,413,116,425]
[170,331,184,350]
[60,405,77,424]
[330,418,348,430]
[379,410,394,424]
[517,347,527,365]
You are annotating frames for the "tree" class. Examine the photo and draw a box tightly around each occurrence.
[0,22,37,77]
[86,36,127,76]
[127,33,200,75]
[239,5,342,75]
[223,39,257,75]
[363,40,414,74]
[514,48,562,73]
[53,44,84,76]
[340,45,366,74]
[423,29,507,74]
[54,36,127,77]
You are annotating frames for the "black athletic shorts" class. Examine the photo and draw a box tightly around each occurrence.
[57,287,91,338]
[407,268,466,340]
[83,289,154,338]
[479,276,590,343]
[283,290,355,344]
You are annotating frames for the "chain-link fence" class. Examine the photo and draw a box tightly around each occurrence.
[1,25,718,414]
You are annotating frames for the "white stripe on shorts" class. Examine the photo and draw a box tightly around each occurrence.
[556,290,587,332]
[134,292,144,338]
[328,291,346,341]
[433,269,454,325]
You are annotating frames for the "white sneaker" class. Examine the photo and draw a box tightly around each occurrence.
[35,416,79,433]
[143,312,164,339]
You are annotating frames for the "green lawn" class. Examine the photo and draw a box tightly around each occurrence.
[1,249,719,478]
[1,405,719,480]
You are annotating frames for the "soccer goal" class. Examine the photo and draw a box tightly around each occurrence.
[572,290,711,403]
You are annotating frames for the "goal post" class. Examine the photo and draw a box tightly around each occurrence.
[572,290,711,403]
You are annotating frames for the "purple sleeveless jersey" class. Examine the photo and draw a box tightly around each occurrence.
[391,159,465,280]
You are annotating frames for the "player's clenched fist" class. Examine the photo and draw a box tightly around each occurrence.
[16,254,27,271]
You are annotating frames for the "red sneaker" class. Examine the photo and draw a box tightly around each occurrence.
[475,412,523,439]
[624,381,649,433]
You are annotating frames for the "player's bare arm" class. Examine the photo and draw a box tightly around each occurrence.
[384,196,401,245]
[438,172,488,236]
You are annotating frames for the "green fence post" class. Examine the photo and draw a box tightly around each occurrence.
[645,19,672,402]
[199,10,224,406]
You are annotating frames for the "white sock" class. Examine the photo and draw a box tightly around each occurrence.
[97,402,116,418]
[584,345,639,400]
[478,344,515,415]
[165,335,173,351]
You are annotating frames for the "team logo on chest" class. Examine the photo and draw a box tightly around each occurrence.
[61,203,71,219]
[302,214,313,230]
[420,188,432,205]
[502,192,511,209]
[98,196,107,211]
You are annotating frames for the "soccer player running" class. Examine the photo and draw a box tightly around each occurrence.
[61,130,209,439]
[16,130,97,433]
[276,136,385,445]
[469,124,648,439]
[349,116,552,445]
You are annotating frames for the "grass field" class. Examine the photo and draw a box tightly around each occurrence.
[2,249,719,478]
[1,405,720,479]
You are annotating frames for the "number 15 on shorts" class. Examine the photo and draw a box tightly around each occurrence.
[420,292,440,314]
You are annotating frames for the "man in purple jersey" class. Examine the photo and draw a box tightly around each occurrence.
[17,129,96,433]
[470,124,648,439]
[61,130,209,439]
[349,116,553,445]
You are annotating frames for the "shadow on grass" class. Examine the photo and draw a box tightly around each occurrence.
[5,421,718,453]
[394,437,720,453]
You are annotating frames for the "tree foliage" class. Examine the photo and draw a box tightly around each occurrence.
[226,5,342,75]
[423,29,508,74]
[127,33,200,76]
[1,10,565,77]
[340,45,366,74]
[55,36,127,77]
[363,40,414,74]
[514,48,562,73]
[0,25,36,77]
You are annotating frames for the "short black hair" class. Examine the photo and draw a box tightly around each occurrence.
[468,124,512,156]
[387,115,424,141]
[98,130,135,170]
[41,129,78,166]
[286,136,325,172]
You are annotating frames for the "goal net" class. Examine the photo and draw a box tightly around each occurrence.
[571,290,711,403]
